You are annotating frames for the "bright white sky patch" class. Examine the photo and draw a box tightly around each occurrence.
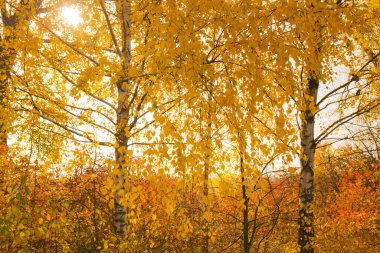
[61,7,82,26]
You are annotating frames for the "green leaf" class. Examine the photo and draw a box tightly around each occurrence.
[21,176,27,184]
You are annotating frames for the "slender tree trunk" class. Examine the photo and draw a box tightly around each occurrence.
[241,155,250,253]
[0,71,8,148]
[113,132,128,237]
[0,18,17,150]
[114,0,132,238]
[298,77,319,253]
[202,87,212,253]
[91,157,100,250]
[202,162,209,253]
[0,0,40,151]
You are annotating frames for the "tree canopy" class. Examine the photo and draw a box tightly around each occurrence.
[0,0,379,252]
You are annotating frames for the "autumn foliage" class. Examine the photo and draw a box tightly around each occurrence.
[1,146,378,252]
[1,0,380,252]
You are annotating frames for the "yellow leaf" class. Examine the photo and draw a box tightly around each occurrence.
[203,211,212,222]
[288,167,297,174]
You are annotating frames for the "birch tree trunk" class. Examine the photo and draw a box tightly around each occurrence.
[0,0,42,150]
[202,84,213,253]
[298,77,319,253]
[237,130,250,253]
[241,155,250,253]
[0,66,9,148]
[0,12,17,149]
[202,160,209,253]
[114,0,132,237]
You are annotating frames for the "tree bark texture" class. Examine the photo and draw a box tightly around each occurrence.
[114,0,132,238]
[298,77,319,253]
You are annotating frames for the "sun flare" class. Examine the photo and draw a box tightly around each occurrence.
[61,7,82,26]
